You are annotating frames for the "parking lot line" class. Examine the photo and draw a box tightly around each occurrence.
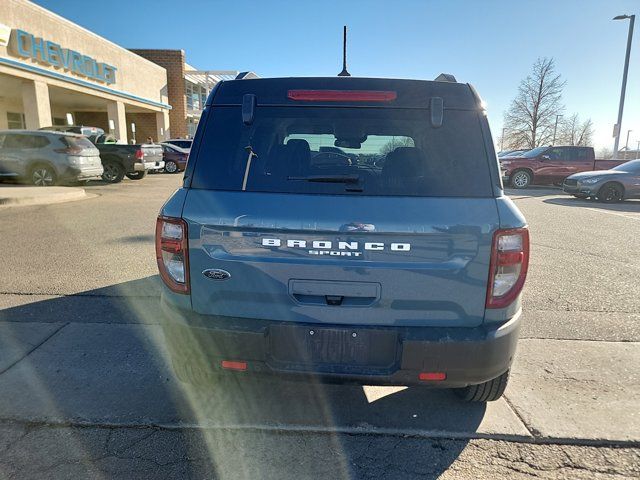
[584,208,640,221]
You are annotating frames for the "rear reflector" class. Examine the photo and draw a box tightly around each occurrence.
[287,90,397,102]
[419,372,447,381]
[221,360,248,371]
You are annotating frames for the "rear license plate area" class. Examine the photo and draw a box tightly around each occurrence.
[268,325,398,369]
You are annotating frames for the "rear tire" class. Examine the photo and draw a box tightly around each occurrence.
[510,170,532,189]
[454,370,509,402]
[126,170,147,180]
[164,160,179,173]
[597,182,624,203]
[101,161,125,183]
[30,164,57,186]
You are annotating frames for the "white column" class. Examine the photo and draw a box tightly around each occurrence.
[156,110,170,141]
[22,80,52,129]
[107,101,127,143]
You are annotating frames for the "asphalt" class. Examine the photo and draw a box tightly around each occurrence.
[0,176,638,479]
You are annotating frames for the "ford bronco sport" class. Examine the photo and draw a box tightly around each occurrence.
[156,76,529,402]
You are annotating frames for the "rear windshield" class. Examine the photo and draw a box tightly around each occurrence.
[61,136,96,149]
[191,106,494,197]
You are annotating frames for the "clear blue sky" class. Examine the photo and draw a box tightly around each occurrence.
[35,0,639,152]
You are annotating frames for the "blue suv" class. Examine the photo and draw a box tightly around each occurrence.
[155,76,529,402]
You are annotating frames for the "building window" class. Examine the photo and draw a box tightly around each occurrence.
[187,117,198,137]
[185,80,207,111]
[7,112,26,129]
[53,117,67,126]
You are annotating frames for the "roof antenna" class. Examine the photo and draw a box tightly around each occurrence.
[338,26,351,77]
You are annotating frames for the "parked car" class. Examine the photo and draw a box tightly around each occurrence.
[40,126,165,183]
[562,159,640,202]
[500,146,627,188]
[39,125,104,144]
[164,139,192,151]
[160,143,189,173]
[0,130,103,186]
[156,76,529,403]
[498,149,529,158]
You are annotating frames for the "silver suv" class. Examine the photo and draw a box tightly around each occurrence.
[0,130,103,186]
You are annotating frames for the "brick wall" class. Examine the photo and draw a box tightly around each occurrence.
[129,49,187,139]
[126,112,157,143]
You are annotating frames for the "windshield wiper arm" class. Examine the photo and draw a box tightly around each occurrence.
[287,174,360,184]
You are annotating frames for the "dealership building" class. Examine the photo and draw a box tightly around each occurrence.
[0,0,255,142]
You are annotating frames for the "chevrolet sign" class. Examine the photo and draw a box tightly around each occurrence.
[9,29,117,84]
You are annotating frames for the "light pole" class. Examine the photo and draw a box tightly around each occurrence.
[637,141,640,159]
[552,114,562,145]
[612,14,635,158]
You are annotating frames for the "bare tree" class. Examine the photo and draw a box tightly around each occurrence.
[503,57,566,149]
[596,147,614,159]
[380,136,414,155]
[558,114,594,146]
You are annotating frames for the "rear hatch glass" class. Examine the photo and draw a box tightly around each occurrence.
[62,136,97,151]
[191,106,493,197]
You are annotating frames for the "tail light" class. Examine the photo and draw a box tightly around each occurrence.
[287,90,397,102]
[155,216,190,294]
[135,149,144,160]
[54,147,83,155]
[486,228,529,309]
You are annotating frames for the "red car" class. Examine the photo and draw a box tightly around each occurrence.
[500,146,626,188]
[161,143,189,173]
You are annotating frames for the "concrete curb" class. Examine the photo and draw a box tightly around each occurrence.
[0,186,89,207]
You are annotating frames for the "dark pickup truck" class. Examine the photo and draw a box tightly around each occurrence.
[39,126,164,183]
[500,146,626,188]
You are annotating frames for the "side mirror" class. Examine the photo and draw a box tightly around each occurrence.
[541,155,550,161]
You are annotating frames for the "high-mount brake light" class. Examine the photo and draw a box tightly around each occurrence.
[486,228,529,308]
[155,216,190,294]
[287,90,397,102]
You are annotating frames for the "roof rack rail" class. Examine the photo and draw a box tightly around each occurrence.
[434,73,457,82]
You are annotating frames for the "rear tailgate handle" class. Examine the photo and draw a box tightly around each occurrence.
[289,280,381,307]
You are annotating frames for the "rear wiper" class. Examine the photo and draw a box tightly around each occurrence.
[287,174,360,184]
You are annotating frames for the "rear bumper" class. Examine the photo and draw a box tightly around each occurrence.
[146,160,165,171]
[160,298,521,387]
[61,166,104,181]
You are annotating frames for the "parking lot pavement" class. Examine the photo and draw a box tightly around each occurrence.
[0,176,638,478]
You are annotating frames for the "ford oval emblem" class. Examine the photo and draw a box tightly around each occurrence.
[202,269,231,280]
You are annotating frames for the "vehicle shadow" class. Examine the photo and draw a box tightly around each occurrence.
[505,186,562,198]
[0,276,490,478]
[543,196,640,212]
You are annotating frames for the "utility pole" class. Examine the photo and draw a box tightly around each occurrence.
[613,14,635,158]
[552,115,562,145]
[636,141,640,160]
